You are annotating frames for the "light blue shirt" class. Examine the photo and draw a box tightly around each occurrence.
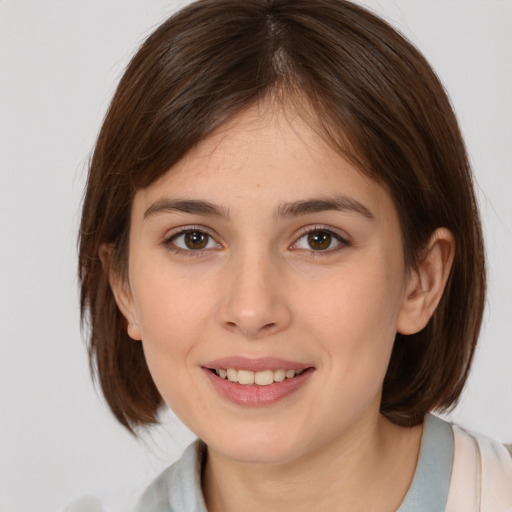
[135,414,454,511]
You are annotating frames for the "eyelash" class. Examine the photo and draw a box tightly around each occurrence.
[162,226,220,257]
[292,225,350,256]
[162,225,350,257]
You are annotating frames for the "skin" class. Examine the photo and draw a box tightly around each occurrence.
[108,102,455,512]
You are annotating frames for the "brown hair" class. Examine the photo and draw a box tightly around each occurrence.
[79,0,486,433]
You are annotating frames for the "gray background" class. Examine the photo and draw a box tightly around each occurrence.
[1,1,511,511]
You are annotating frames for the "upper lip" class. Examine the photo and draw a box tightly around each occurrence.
[203,356,312,372]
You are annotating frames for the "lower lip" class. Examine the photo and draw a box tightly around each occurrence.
[202,368,314,407]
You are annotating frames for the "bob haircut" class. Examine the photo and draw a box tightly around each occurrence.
[79,0,486,433]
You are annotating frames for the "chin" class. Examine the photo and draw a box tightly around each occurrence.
[204,426,312,466]
[216,444,298,466]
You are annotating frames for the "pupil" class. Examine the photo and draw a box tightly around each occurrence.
[308,231,331,250]
[185,232,208,249]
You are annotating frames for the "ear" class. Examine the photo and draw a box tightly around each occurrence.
[397,228,455,335]
[99,243,142,341]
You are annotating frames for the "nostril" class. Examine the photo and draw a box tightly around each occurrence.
[217,299,292,338]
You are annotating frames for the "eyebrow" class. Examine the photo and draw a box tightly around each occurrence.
[275,196,374,220]
[144,199,231,220]
[143,195,374,221]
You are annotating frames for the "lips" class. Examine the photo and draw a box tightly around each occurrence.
[202,357,314,406]
[204,356,311,372]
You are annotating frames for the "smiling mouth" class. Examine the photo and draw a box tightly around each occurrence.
[209,368,307,386]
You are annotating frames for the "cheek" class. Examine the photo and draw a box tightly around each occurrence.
[129,264,217,373]
[300,271,401,428]
[296,262,404,394]
[299,262,404,341]
[129,270,214,414]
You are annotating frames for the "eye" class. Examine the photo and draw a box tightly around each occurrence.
[293,228,348,252]
[166,229,219,251]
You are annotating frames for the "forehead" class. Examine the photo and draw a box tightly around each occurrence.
[132,102,395,223]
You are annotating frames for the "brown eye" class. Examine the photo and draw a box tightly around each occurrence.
[184,231,208,249]
[169,230,217,251]
[294,228,348,253]
[307,231,332,250]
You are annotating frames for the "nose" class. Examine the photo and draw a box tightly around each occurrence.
[217,249,292,339]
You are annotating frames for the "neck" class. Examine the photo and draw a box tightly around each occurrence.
[203,414,423,512]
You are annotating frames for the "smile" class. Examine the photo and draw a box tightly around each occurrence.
[203,363,314,407]
[213,368,305,386]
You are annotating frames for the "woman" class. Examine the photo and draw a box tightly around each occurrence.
[76,0,512,510]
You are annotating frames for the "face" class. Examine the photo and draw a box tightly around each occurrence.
[116,103,414,465]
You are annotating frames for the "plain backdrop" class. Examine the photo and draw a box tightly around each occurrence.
[1,1,511,511]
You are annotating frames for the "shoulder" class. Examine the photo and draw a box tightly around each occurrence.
[445,422,512,512]
[63,440,206,512]
[134,439,207,512]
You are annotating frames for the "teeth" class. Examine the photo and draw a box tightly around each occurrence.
[214,367,305,385]
[273,369,286,382]
[254,370,274,386]
[227,368,238,382]
[237,370,255,385]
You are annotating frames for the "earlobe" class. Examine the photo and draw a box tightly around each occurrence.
[99,244,142,341]
[397,228,455,335]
